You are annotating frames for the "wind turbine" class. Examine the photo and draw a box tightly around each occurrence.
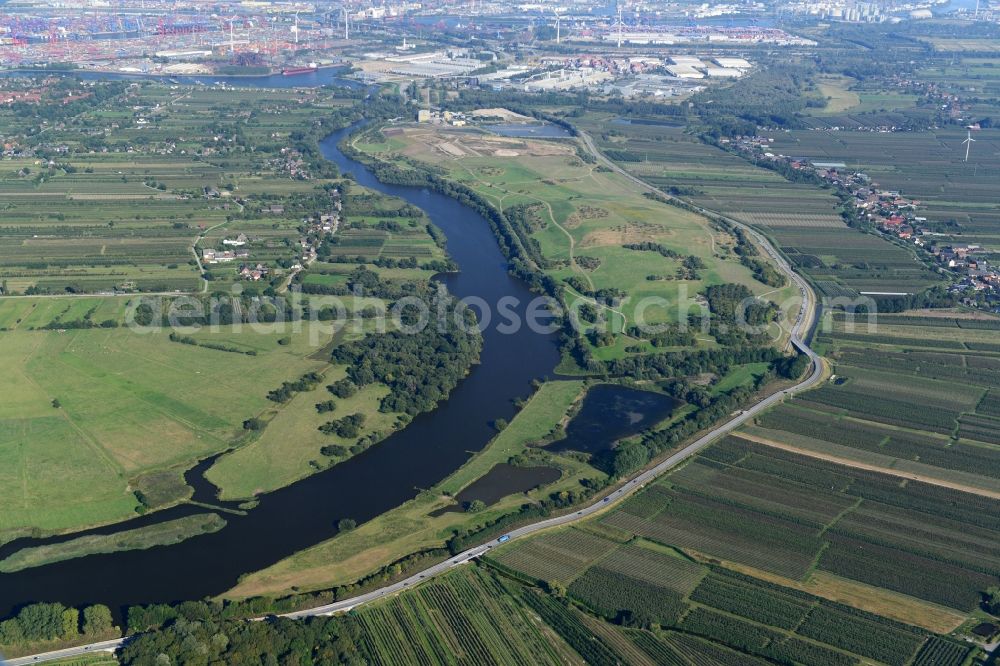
[555,10,561,44]
[292,11,299,45]
[963,129,976,162]
[343,7,350,40]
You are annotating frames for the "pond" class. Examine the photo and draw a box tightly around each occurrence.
[0,119,561,621]
[547,384,682,455]
[483,123,573,139]
[429,463,562,516]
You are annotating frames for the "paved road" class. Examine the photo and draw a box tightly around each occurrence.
[10,126,824,665]
[5,639,126,666]
[276,131,825,620]
[578,129,815,347]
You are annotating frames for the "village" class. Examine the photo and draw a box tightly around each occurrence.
[200,188,340,285]
[731,134,1000,306]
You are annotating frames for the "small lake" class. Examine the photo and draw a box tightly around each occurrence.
[0,118,561,621]
[547,384,681,455]
[429,463,561,516]
[611,117,685,128]
[483,123,573,139]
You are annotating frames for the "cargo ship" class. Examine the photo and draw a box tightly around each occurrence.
[282,64,318,76]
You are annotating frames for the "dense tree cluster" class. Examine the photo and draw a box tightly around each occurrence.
[319,413,366,438]
[331,291,482,415]
[267,372,323,403]
[692,65,816,136]
[985,586,1000,616]
[326,379,358,399]
[622,242,680,259]
[118,615,366,665]
[341,194,423,219]
[725,224,787,288]
[625,324,696,349]
[703,283,779,346]
[0,602,116,650]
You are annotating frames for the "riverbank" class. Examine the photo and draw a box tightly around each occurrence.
[0,113,561,620]
[0,514,226,574]
[225,379,596,599]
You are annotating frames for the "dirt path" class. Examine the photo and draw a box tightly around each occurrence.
[193,218,235,293]
[579,132,719,255]
[451,159,636,333]
[734,432,1000,500]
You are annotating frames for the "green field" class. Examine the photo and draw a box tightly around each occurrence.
[812,75,862,114]
[492,442,981,662]
[0,325,327,540]
[578,114,941,298]
[0,81,359,294]
[768,128,1000,251]
[205,367,399,500]
[226,379,599,599]
[750,310,1000,491]
[356,125,800,358]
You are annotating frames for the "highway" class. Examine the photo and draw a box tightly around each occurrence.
[5,639,126,665]
[273,130,826,619]
[8,128,824,666]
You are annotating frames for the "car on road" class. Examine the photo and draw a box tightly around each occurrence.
[497,534,510,543]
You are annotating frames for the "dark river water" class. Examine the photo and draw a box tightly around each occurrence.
[0,121,561,620]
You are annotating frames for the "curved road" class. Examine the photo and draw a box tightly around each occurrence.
[8,128,824,666]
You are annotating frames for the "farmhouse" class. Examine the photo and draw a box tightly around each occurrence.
[203,249,236,264]
[239,263,270,281]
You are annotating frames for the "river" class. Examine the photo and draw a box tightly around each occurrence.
[0,121,561,620]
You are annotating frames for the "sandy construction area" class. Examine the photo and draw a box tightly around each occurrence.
[471,107,533,122]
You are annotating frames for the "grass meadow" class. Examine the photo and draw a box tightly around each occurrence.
[0,324,334,540]
[359,125,800,358]
[225,379,599,599]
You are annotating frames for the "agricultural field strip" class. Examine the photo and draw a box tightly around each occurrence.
[734,430,1000,500]
[11,99,894,666]
[263,121,825,623]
